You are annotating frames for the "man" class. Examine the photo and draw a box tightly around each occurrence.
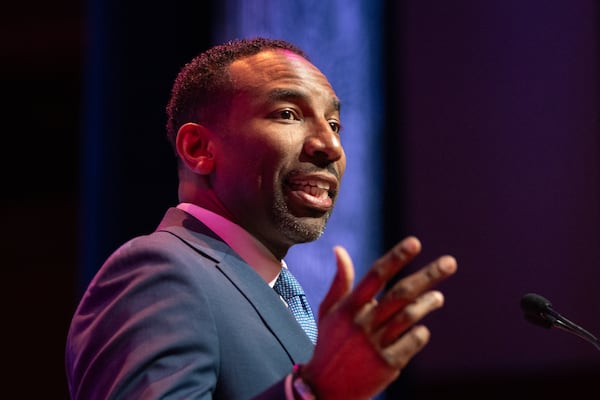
[66,37,457,400]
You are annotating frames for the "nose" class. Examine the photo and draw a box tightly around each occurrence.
[303,121,344,165]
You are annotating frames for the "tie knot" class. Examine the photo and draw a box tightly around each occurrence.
[273,267,304,300]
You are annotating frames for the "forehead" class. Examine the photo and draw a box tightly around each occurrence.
[228,50,339,106]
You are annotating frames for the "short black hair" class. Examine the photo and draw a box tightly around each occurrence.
[165,37,308,151]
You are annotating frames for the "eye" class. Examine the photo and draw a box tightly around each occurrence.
[329,120,342,134]
[275,109,301,121]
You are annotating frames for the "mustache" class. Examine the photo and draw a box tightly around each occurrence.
[325,164,340,179]
[290,164,340,180]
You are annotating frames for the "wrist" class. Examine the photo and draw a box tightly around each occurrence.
[292,364,316,400]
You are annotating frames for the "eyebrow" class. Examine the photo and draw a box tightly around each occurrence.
[267,88,341,112]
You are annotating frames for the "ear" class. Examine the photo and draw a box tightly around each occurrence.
[175,122,216,174]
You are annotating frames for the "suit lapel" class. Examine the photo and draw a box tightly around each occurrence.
[216,254,314,363]
[156,207,315,364]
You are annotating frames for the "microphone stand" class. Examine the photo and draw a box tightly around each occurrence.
[521,293,600,353]
[547,309,600,352]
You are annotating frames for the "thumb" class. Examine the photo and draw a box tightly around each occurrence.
[319,246,355,319]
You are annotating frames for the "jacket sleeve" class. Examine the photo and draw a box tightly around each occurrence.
[66,236,222,399]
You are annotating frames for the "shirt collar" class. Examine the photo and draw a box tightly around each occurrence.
[177,203,282,286]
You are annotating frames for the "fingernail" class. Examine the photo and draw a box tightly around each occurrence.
[402,237,420,253]
[439,256,457,273]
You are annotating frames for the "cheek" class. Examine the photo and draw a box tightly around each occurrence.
[255,134,301,167]
[338,152,348,177]
[223,121,304,177]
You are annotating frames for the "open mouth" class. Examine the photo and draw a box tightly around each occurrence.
[285,175,337,212]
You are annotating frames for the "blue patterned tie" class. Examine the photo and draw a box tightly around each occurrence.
[273,267,318,344]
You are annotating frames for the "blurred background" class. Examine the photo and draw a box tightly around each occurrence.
[3,0,598,398]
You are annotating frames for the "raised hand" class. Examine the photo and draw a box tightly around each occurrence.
[302,236,457,400]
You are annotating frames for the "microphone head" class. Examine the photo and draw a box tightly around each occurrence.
[520,293,554,329]
[520,293,552,314]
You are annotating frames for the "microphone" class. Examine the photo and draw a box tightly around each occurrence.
[520,293,600,352]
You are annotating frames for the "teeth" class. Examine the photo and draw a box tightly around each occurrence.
[302,185,327,198]
[290,179,331,199]
[306,180,330,190]
[289,178,333,200]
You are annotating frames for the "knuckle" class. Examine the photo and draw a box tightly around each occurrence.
[403,304,421,322]
[389,283,415,301]
[410,325,430,348]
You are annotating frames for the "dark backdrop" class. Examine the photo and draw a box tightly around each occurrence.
[3,1,598,399]
[384,1,600,398]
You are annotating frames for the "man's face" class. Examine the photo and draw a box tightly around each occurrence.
[211,49,346,257]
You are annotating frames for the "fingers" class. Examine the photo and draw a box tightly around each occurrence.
[319,246,355,318]
[378,290,445,347]
[347,237,422,312]
[381,325,431,369]
[346,238,456,367]
[372,254,457,328]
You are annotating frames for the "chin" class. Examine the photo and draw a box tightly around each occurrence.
[278,215,329,244]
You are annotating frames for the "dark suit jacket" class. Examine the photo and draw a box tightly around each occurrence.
[66,207,315,399]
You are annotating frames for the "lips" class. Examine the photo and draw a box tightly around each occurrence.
[285,174,338,212]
